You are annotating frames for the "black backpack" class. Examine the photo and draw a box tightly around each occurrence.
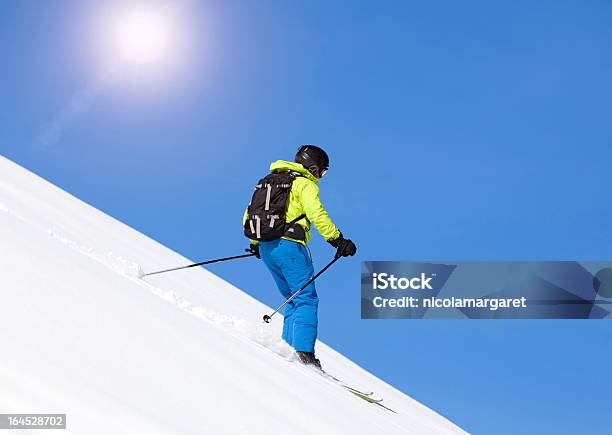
[244,171,306,241]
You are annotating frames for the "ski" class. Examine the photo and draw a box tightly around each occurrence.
[346,387,383,404]
[315,367,397,413]
[344,385,376,399]
[318,370,373,396]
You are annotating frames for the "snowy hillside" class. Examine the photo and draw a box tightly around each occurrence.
[0,155,466,434]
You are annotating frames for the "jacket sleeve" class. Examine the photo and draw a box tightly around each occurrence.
[297,180,341,241]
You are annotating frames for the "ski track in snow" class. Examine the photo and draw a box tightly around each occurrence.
[1,192,296,364]
[46,229,298,363]
[0,200,30,224]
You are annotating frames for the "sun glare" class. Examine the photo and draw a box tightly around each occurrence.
[113,8,172,65]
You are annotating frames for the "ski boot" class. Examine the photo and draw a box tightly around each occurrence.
[297,351,322,370]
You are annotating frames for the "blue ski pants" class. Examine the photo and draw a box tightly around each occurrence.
[259,239,318,353]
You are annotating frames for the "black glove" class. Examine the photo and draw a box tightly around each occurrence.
[328,233,357,258]
[248,243,261,259]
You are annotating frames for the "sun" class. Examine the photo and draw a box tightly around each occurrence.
[113,7,172,65]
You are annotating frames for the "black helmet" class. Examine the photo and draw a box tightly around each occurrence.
[295,144,329,178]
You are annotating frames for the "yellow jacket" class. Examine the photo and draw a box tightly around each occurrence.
[245,160,340,245]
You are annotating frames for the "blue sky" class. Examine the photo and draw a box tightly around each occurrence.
[1,1,611,433]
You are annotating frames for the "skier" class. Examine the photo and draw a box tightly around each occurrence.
[244,145,356,369]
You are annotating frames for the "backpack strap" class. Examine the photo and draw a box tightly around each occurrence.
[287,213,306,226]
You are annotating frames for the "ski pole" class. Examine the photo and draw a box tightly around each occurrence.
[263,255,341,323]
[143,250,256,277]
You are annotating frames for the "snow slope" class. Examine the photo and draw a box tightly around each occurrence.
[0,155,467,435]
